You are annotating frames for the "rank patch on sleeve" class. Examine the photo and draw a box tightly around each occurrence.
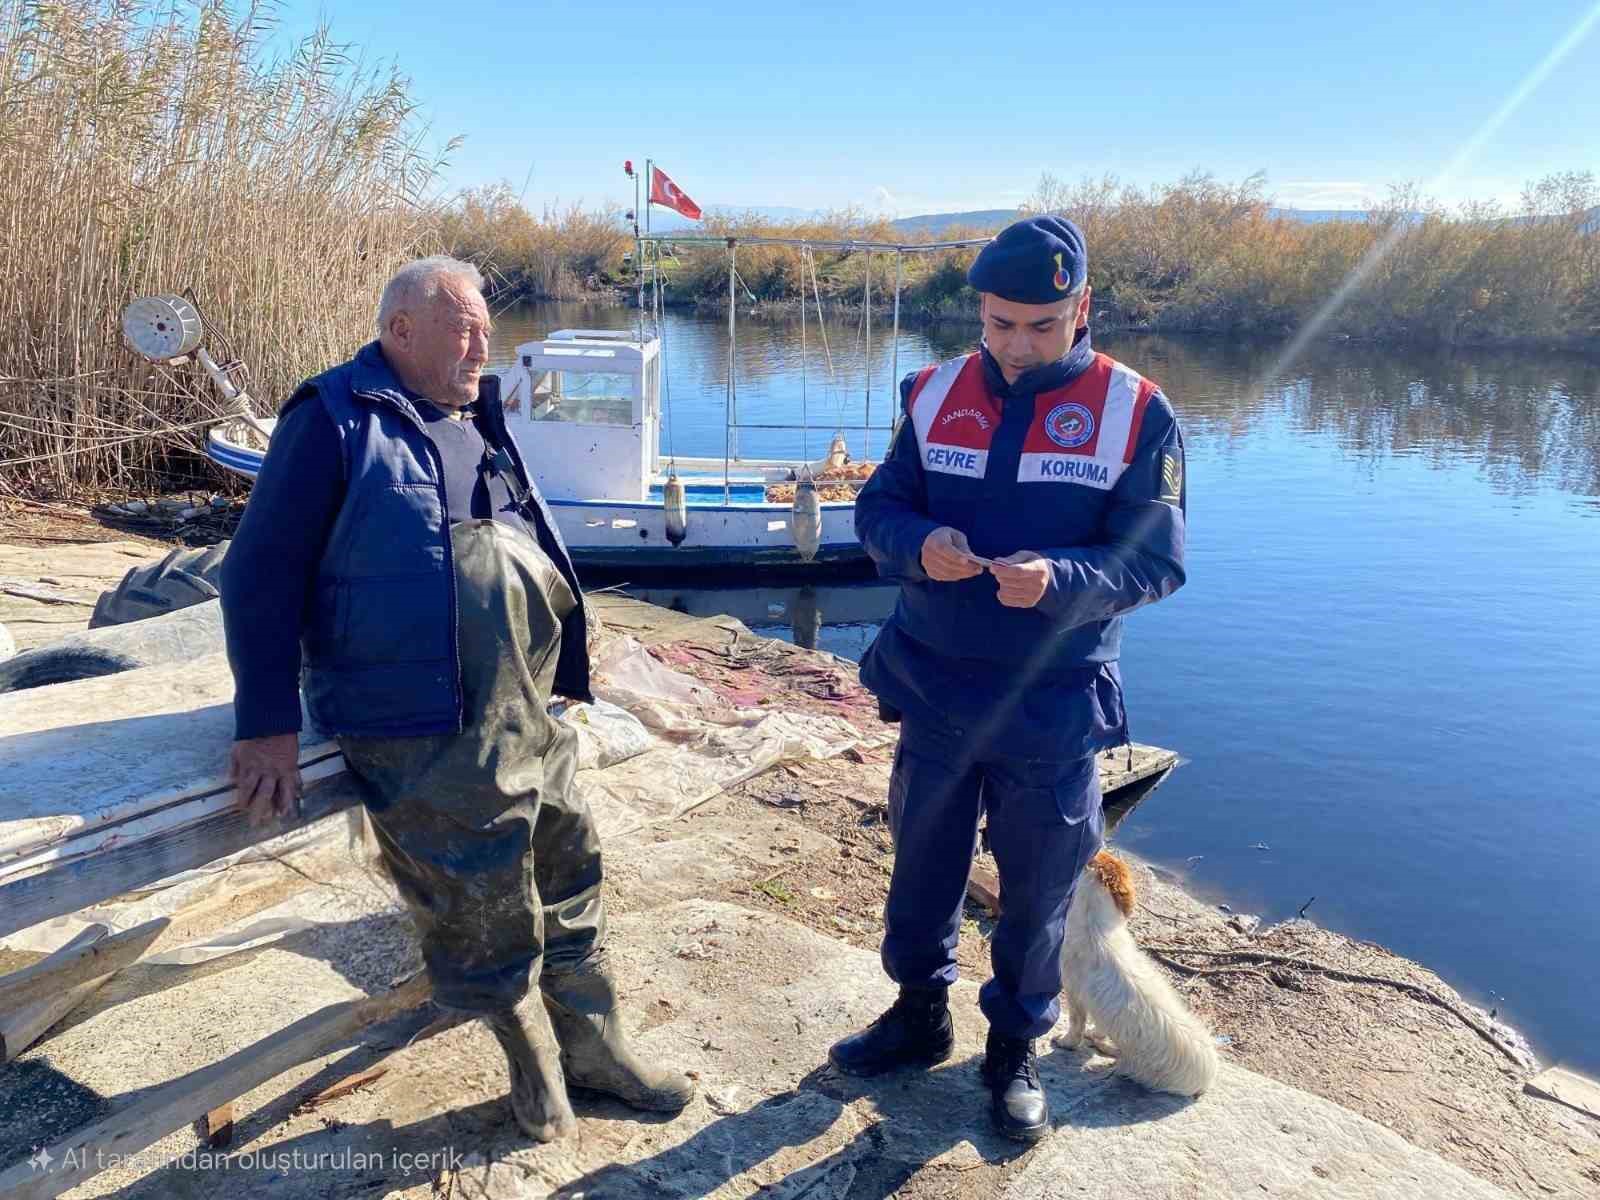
[1158,452,1184,505]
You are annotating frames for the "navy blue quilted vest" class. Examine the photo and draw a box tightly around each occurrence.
[283,341,588,737]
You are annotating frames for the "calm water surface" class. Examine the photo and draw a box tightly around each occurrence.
[493,301,1600,1074]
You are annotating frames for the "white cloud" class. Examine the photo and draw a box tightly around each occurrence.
[866,186,899,217]
[1271,180,1381,210]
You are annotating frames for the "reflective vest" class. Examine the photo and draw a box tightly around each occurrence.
[906,351,1158,492]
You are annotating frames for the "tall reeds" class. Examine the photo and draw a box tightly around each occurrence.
[449,170,1599,352]
[0,0,443,497]
[437,185,631,301]
[1025,170,1600,343]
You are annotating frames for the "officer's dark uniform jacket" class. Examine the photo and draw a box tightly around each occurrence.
[222,340,592,740]
[856,329,1186,765]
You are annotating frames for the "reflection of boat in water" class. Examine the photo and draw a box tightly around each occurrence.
[625,582,899,650]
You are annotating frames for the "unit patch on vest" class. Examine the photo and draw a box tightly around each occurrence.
[1044,402,1095,449]
[1159,452,1184,505]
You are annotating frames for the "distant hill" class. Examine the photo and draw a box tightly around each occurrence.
[889,208,1372,234]
[642,203,1596,238]
[643,205,816,232]
[1268,208,1368,223]
[892,210,1017,235]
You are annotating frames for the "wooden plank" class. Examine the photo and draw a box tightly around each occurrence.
[1524,1067,1600,1121]
[0,972,431,1200]
[1098,744,1179,796]
[966,866,1001,917]
[196,1103,234,1150]
[0,753,346,886]
[0,777,361,941]
[0,972,114,1063]
[2,922,107,977]
[0,652,337,865]
[0,918,167,1013]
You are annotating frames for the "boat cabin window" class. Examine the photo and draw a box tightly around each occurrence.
[524,369,636,427]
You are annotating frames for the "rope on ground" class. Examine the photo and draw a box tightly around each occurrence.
[1144,944,1526,1066]
[1148,953,1273,987]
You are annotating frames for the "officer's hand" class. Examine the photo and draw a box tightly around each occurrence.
[989,551,1051,608]
[921,526,984,582]
[229,734,304,827]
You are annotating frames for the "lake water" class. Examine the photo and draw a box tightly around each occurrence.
[492,300,1600,1076]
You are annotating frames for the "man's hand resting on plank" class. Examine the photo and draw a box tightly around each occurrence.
[229,734,303,827]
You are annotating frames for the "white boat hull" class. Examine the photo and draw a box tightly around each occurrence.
[205,426,872,575]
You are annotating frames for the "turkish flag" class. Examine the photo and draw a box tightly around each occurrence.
[649,166,703,220]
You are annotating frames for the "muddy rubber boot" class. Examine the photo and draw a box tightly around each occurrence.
[541,964,695,1112]
[485,992,578,1142]
[827,986,955,1076]
[981,1030,1049,1142]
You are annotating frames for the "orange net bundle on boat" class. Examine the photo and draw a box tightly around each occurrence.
[762,460,877,502]
[764,482,858,503]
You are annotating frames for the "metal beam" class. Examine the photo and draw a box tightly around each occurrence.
[637,234,991,253]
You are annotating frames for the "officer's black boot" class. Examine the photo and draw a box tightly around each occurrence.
[827,986,955,1075]
[981,1030,1049,1142]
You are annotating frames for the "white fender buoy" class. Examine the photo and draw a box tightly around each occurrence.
[824,431,848,472]
[792,477,822,562]
[663,473,688,546]
[0,621,14,663]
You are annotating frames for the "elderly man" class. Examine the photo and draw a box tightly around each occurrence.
[219,256,692,1143]
[831,217,1187,1140]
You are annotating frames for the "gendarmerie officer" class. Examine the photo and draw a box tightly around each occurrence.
[830,216,1187,1140]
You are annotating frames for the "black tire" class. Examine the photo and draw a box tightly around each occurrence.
[90,541,229,627]
[2,601,226,692]
[0,646,145,692]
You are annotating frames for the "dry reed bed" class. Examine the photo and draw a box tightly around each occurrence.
[448,171,1600,350]
[0,0,442,496]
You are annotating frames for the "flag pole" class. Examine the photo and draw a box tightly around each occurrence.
[633,160,643,346]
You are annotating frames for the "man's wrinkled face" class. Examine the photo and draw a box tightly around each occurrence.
[388,279,492,408]
[981,289,1091,384]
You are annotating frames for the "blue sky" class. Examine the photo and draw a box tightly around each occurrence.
[276,0,1600,215]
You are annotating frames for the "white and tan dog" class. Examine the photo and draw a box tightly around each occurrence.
[1053,851,1219,1097]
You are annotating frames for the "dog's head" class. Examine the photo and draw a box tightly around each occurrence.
[1085,851,1136,918]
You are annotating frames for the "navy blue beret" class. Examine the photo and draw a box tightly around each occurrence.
[967,215,1088,304]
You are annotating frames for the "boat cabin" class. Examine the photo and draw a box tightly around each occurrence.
[501,330,662,502]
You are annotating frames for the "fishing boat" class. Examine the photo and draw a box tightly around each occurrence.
[127,231,991,579]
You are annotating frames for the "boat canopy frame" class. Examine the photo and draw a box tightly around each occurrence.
[633,232,993,495]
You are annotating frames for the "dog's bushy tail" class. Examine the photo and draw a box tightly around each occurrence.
[1063,853,1219,1097]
